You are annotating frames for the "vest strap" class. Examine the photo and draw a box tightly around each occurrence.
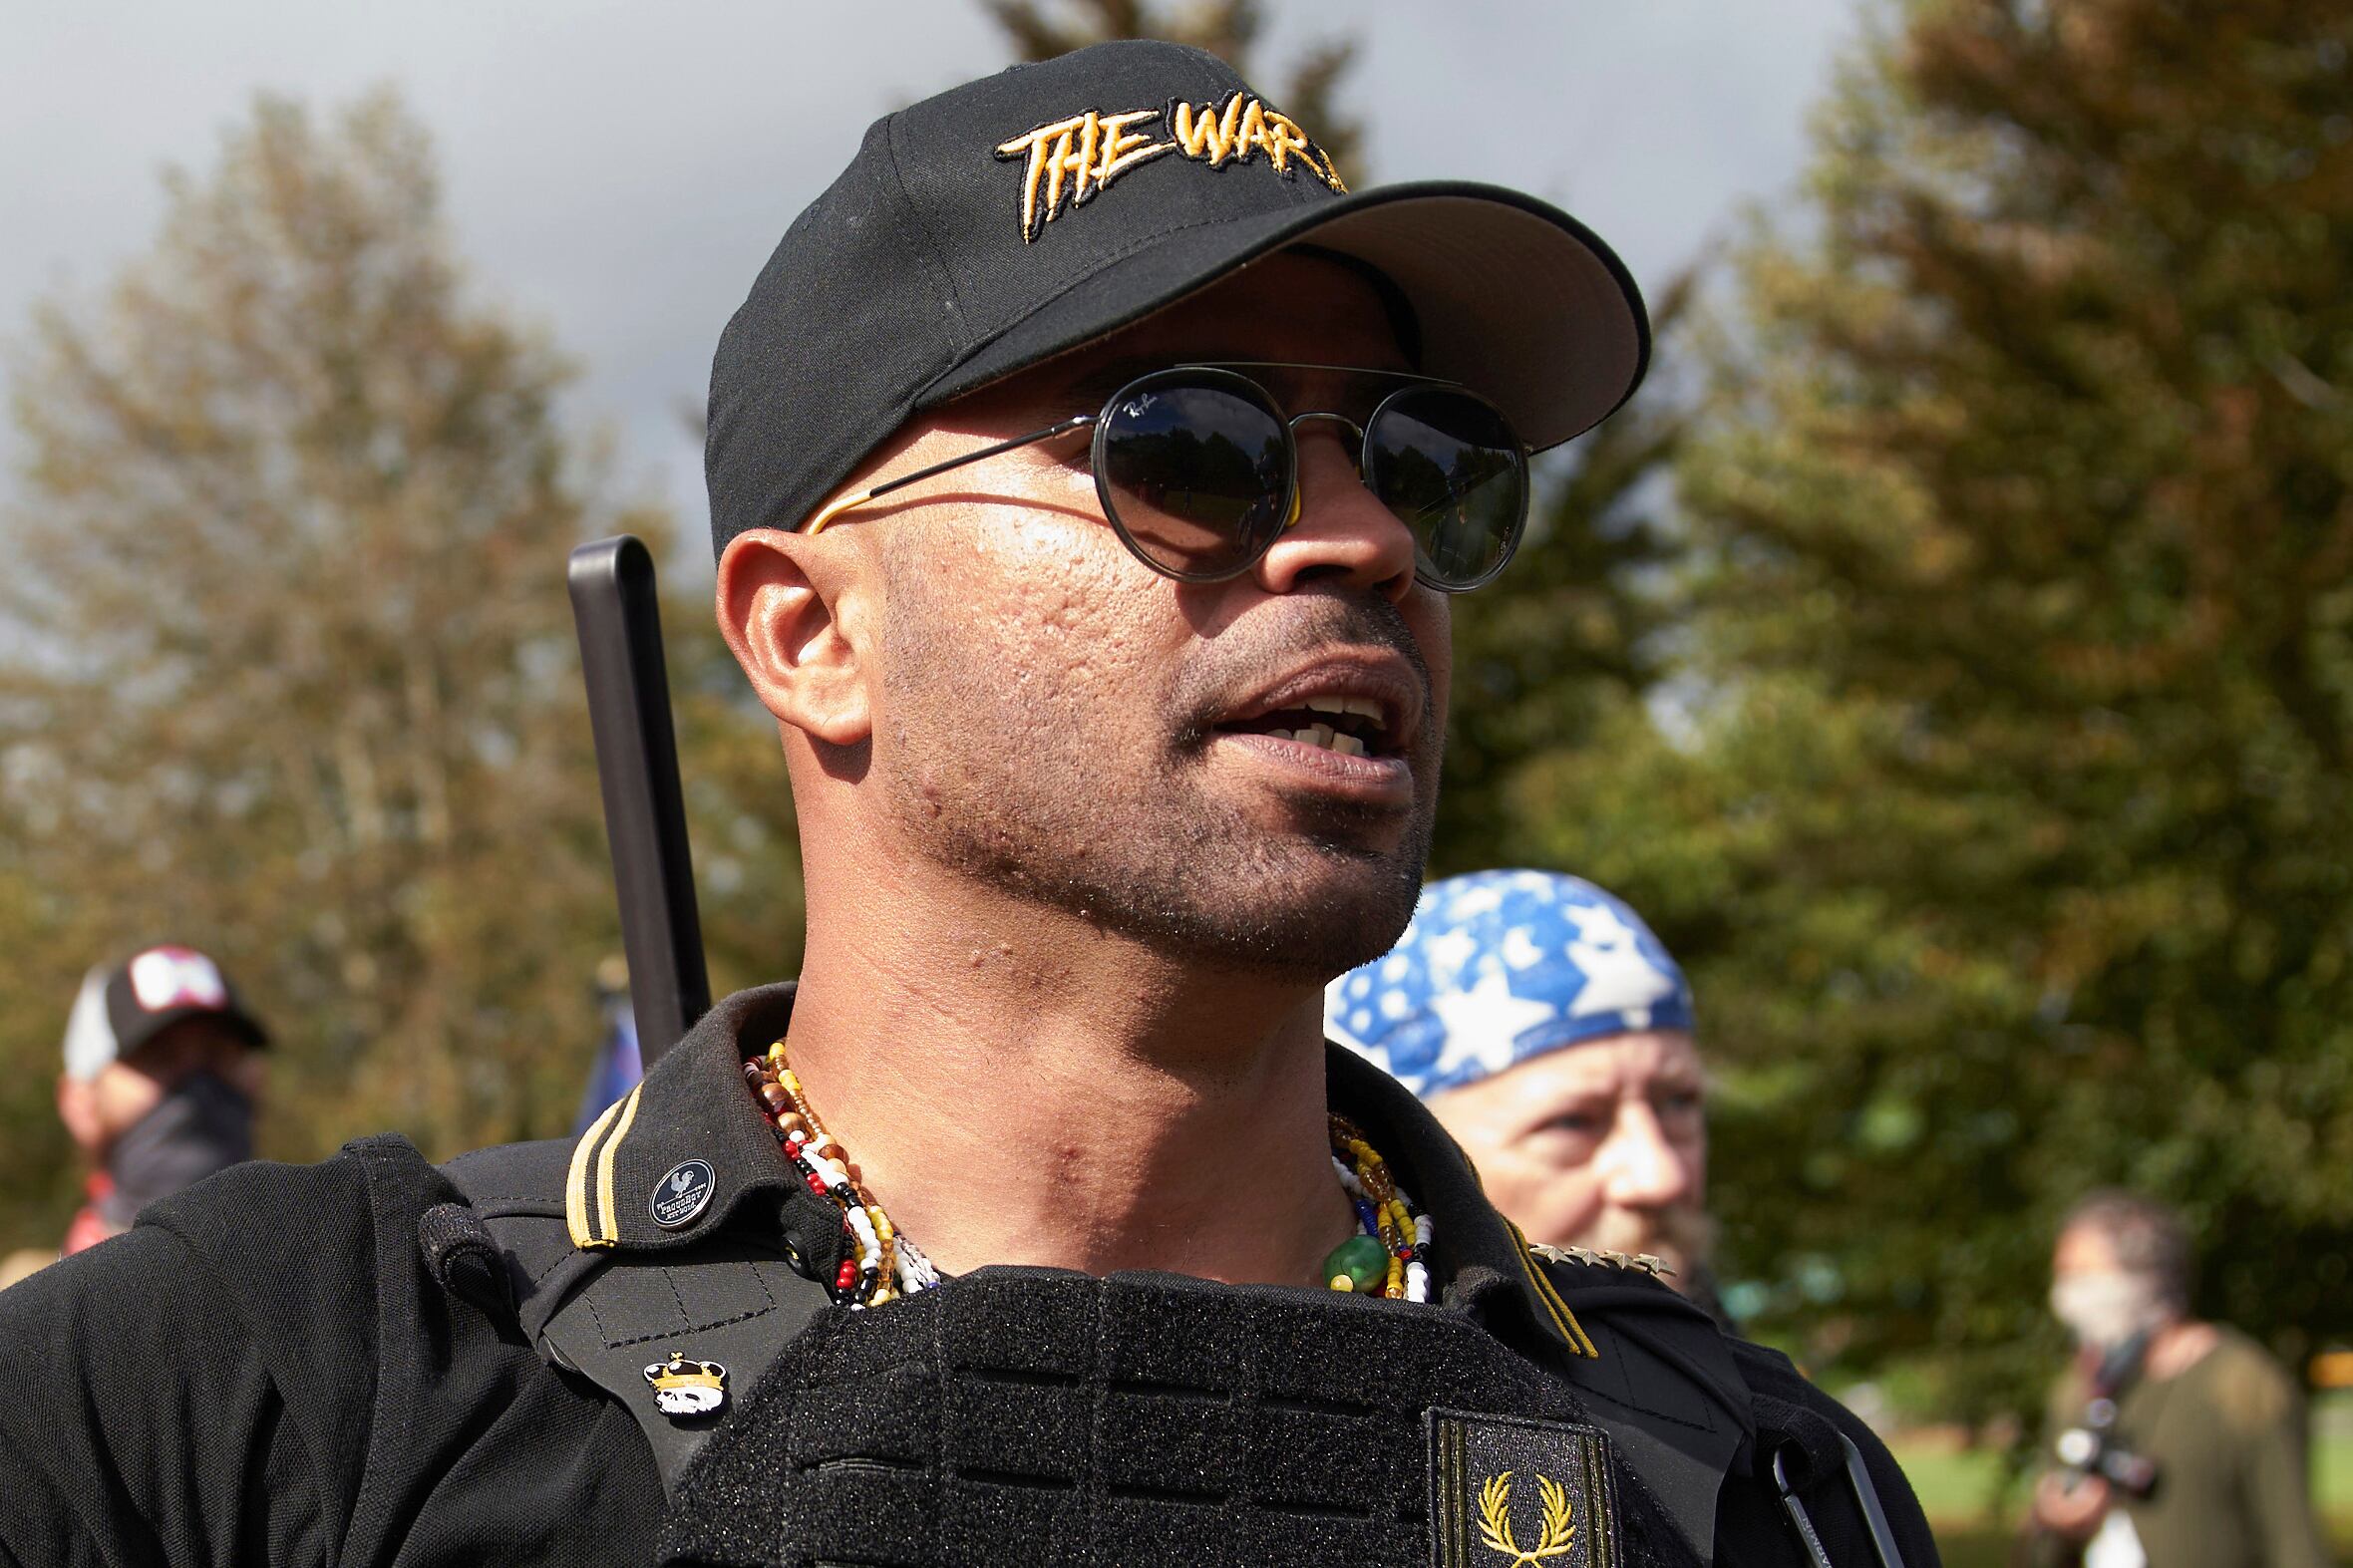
[440,1138,832,1496]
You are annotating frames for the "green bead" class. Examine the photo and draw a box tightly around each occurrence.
[1325,1234,1389,1293]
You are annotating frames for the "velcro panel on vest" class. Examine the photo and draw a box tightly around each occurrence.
[657,1265,1701,1568]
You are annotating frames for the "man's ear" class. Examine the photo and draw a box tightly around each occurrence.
[716,527,873,747]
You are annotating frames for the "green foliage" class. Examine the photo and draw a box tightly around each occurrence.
[0,856,77,1249]
[0,92,804,1254]
[1530,0,2353,1424]
[1433,267,1699,877]
[0,91,641,1174]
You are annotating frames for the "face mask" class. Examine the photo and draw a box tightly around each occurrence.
[100,1070,254,1225]
[2050,1269,2165,1350]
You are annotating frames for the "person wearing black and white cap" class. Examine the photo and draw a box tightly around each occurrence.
[0,42,1933,1567]
[52,946,267,1259]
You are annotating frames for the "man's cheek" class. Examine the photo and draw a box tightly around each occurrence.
[1414,594,1453,711]
[1540,1176,1609,1245]
[1417,668,1452,781]
[1489,1148,1605,1246]
[982,523,1157,685]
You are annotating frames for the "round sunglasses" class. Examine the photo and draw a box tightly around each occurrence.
[803,362,1531,592]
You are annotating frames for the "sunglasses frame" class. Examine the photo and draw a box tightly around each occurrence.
[803,361,1530,593]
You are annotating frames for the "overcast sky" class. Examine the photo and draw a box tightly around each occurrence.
[1,1,1860,587]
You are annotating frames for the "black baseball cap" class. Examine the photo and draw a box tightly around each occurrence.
[74,946,268,1078]
[706,38,1649,558]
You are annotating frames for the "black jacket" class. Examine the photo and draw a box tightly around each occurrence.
[0,984,1936,1567]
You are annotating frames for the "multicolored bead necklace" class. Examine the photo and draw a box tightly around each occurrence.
[744,1042,1431,1308]
[1326,1113,1433,1301]
[743,1043,924,1308]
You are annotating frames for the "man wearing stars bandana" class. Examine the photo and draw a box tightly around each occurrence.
[1330,870,1730,1325]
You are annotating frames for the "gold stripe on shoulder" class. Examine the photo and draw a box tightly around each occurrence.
[1510,1220,1601,1360]
[566,1094,626,1249]
[594,1084,645,1245]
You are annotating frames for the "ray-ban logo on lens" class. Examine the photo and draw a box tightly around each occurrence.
[993,92,1346,242]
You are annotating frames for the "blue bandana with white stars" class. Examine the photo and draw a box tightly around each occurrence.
[1325,869,1695,1098]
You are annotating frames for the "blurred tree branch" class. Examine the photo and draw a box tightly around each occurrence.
[984,0,1362,172]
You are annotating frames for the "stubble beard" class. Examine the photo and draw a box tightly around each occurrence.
[876,554,1436,984]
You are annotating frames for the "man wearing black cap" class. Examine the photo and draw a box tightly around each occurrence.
[0,42,1934,1567]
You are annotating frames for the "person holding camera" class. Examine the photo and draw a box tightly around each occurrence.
[2026,1190,2331,1568]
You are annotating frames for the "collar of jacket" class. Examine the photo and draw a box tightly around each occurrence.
[563,982,803,1253]
[563,980,1612,1366]
[1322,1034,1615,1364]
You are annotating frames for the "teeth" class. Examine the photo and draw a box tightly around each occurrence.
[1256,720,1374,755]
[1300,694,1386,726]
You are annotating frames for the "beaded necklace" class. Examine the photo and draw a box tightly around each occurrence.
[1327,1113,1434,1301]
[744,1041,1432,1309]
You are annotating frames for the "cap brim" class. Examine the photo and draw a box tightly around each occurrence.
[113,1002,268,1060]
[918,181,1649,452]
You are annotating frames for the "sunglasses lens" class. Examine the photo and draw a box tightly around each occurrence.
[1098,374,1290,579]
[1364,387,1527,589]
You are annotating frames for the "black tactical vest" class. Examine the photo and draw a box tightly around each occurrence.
[431,1157,1915,1568]
[659,1262,1711,1568]
[424,986,1927,1568]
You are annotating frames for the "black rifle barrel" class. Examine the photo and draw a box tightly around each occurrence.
[567,535,711,1059]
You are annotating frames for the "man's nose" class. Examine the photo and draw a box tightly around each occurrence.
[1248,425,1417,602]
[1597,1102,1697,1210]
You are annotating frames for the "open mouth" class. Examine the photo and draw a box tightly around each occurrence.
[1217,694,1393,758]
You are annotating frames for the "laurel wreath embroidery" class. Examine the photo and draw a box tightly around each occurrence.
[1477,1470,1577,1565]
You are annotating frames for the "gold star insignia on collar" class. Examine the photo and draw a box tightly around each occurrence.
[1527,1242,1675,1280]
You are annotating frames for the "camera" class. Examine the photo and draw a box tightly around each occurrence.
[2054,1397,2161,1498]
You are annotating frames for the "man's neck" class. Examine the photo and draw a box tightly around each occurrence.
[777,887,1358,1288]
[2144,1317,2217,1382]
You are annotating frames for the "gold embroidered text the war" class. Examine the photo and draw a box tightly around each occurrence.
[994,110,1174,242]
[994,94,1347,241]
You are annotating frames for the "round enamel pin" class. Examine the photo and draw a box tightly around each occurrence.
[651,1158,716,1228]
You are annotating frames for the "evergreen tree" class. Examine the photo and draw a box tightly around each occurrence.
[0,92,662,1187]
[1434,268,1697,876]
[1530,0,2353,1423]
